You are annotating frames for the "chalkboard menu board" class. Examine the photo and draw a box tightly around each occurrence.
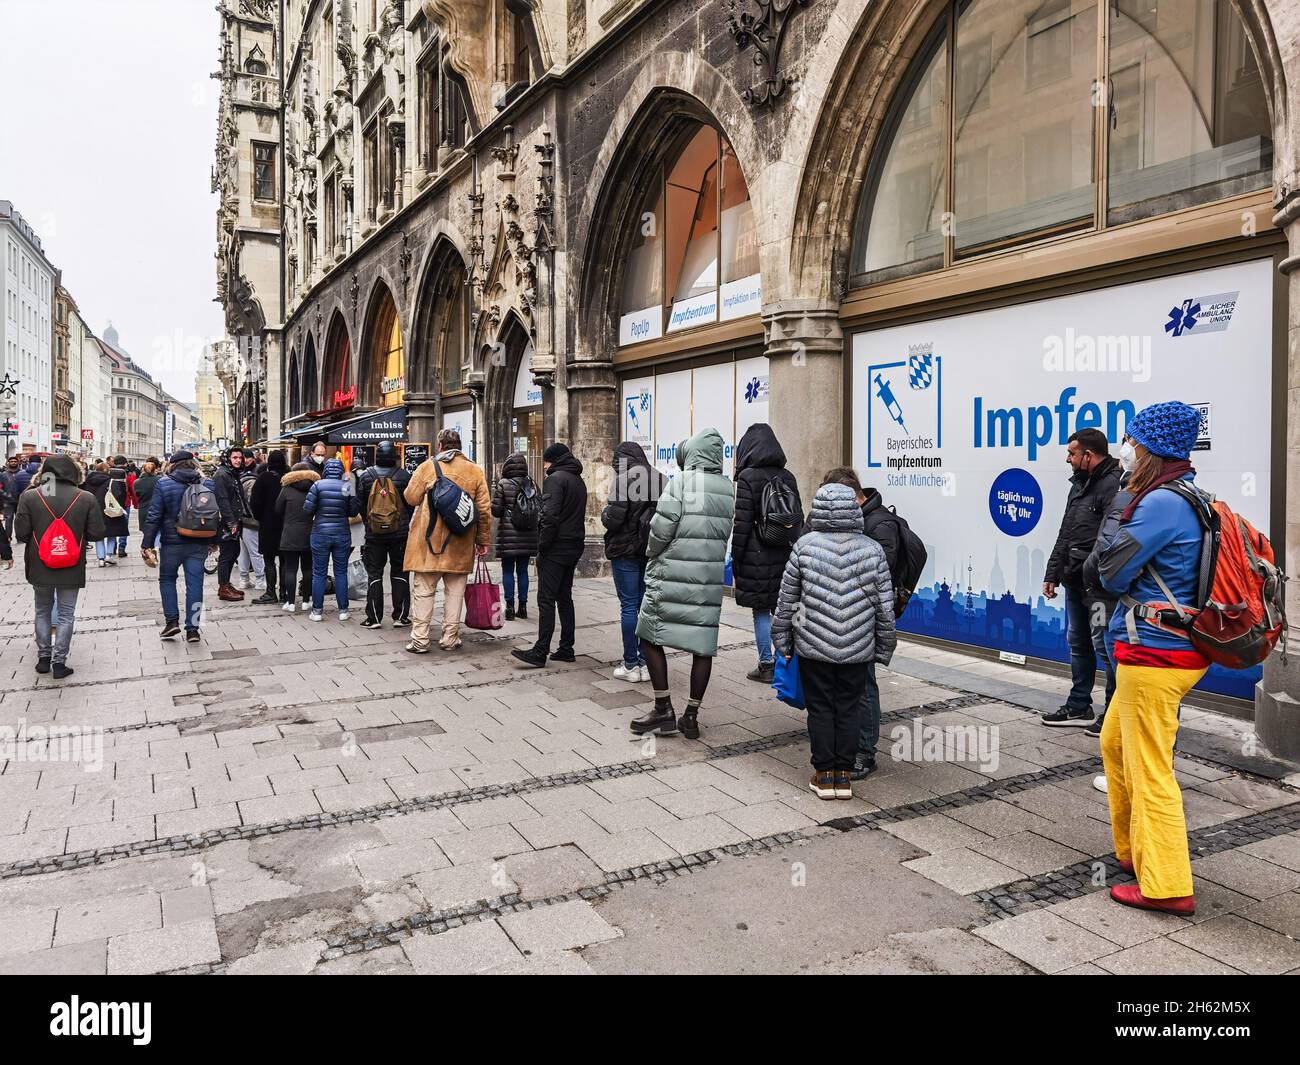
[350,444,376,471]
[402,442,429,472]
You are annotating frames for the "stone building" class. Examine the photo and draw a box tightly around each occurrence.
[101,324,166,460]
[252,0,1300,751]
[195,343,229,444]
[1,200,55,453]
[213,0,283,444]
[51,280,75,452]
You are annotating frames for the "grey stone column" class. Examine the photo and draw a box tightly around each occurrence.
[1256,190,1300,762]
[565,355,618,576]
[404,390,438,451]
[763,301,845,507]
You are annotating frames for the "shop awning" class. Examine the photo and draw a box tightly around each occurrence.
[325,405,408,444]
[287,421,325,439]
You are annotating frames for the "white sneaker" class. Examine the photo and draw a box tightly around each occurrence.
[282,601,295,613]
[612,664,640,682]
[236,576,250,590]
[309,611,323,622]
[338,611,350,622]
[254,578,266,592]
[635,665,650,683]
[1093,774,1108,794]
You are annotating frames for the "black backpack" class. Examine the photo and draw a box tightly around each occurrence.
[878,506,927,615]
[757,475,802,549]
[507,477,541,531]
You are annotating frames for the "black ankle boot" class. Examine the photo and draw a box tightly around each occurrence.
[679,707,700,740]
[631,701,677,735]
[505,602,515,621]
[516,603,528,620]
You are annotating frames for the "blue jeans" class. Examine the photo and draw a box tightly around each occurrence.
[752,609,773,665]
[34,586,79,665]
[95,538,114,561]
[611,557,647,669]
[159,542,207,630]
[1064,585,1116,711]
[500,554,530,607]
[311,531,351,611]
[116,510,130,553]
[858,661,880,757]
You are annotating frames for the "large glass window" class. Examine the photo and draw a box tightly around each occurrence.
[370,289,405,408]
[619,123,759,346]
[854,0,1271,283]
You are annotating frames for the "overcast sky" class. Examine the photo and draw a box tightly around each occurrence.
[0,0,223,401]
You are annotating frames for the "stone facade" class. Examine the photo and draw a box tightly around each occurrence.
[248,0,1300,744]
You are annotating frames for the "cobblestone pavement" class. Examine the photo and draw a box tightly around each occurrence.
[1,549,1298,975]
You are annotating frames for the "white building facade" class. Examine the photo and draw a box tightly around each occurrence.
[1,201,55,453]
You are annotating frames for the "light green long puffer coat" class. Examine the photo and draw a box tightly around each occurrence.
[635,428,736,657]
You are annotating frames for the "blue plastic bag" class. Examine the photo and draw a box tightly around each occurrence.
[772,654,805,710]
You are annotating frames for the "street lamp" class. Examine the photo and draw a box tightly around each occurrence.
[0,373,18,460]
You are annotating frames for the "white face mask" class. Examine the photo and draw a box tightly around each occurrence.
[1119,441,1138,474]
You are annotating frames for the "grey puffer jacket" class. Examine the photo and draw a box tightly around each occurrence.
[772,483,897,666]
[635,429,735,657]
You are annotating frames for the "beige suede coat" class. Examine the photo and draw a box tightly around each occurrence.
[402,451,492,574]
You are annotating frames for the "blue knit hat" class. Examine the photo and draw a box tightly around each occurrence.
[1127,401,1201,460]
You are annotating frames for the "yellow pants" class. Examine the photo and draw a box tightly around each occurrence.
[1100,663,1206,899]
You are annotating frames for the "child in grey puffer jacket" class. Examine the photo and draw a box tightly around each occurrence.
[773,482,896,800]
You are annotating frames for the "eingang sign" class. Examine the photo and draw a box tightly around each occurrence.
[850,258,1275,700]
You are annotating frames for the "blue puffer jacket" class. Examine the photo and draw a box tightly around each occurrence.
[303,458,359,537]
[1096,471,1208,667]
[13,460,39,498]
[144,467,218,548]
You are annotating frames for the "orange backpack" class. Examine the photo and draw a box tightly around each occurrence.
[1122,481,1287,669]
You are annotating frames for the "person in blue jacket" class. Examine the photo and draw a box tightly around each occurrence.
[303,456,360,621]
[1092,401,1207,917]
[142,450,218,643]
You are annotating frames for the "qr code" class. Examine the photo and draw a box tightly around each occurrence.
[1192,402,1211,450]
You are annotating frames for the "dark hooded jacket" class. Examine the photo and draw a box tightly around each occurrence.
[731,424,801,610]
[275,466,320,553]
[303,458,359,537]
[13,459,40,498]
[15,455,106,588]
[601,441,665,561]
[1045,454,1123,588]
[212,450,247,539]
[860,488,904,591]
[250,451,290,556]
[133,470,161,532]
[537,445,587,563]
[144,465,218,548]
[356,443,413,543]
[491,452,539,557]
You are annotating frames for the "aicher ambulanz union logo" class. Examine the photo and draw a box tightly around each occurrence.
[1164,290,1239,337]
[743,375,769,404]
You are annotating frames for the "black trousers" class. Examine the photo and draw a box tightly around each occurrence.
[217,536,241,585]
[534,556,577,656]
[800,658,870,772]
[363,539,410,623]
[261,553,279,598]
[278,550,312,602]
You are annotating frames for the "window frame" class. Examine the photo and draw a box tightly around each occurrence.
[252,141,277,202]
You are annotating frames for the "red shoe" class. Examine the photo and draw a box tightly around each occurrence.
[1109,883,1194,915]
[1117,858,1134,874]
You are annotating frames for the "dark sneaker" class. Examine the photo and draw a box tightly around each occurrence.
[185,629,201,643]
[1041,705,1095,727]
[252,592,279,605]
[809,771,836,799]
[511,647,547,668]
[550,649,576,663]
[679,708,700,740]
[746,661,775,683]
[160,622,182,639]
[35,657,51,674]
[834,771,854,799]
[630,704,677,735]
[1085,715,1105,738]
[392,617,410,628]
[52,663,74,680]
[849,754,877,781]
[359,619,382,629]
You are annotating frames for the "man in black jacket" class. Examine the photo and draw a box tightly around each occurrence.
[212,448,249,601]
[601,440,665,681]
[1041,428,1122,728]
[356,440,412,628]
[513,441,586,668]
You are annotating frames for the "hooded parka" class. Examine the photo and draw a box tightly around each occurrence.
[601,440,665,561]
[731,424,801,610]
[635,429,735,657]
[275,467,320,553]
[15,455,106,588]
[491,452,539,557]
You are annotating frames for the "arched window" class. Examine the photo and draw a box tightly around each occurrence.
[619,122,758,346]
[439,275,467,394]
[322,313,353,408]
[303,336,318,413]
[853,0,1272,285]
[368,287,405,408]
[287,349,300,416]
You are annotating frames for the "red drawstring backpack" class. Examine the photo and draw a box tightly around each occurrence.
[36,491,88,569]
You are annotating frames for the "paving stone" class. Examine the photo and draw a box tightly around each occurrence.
[55,893,161,946]
[498,899,622,954]
[354,840,451,882]
[402,919,522,974]
[107,918,222,975]
[433,823,532,866]
[499,845,606,902]
[576,827,680,874]
[161,885,214,926]
[512,811,609,851]
[972,832,1088,877]
[236,791,323,826]
[1049,889,1191,947]
[156,804,242,839]
[946,799,1056,838]
[881,813,995,854]
[717,801,816,839]
[1092,936,1242,975]
[224,940,327,975]
[1237,891,1300,938]
[973,909,1119,974]
[585,797,680,834]
[1192,850,1300,900]
[482,948,596,974]
[1238,831,1300,873]
[65,816,156,853]
[0,908,55,957]
[901,849,1024,895]
[411,861,518,911]
[1193,776,1300,812]
[0,939,107,975]
[314,780,397,813]
[650,813,751,856]
[651,785,745,819]
[520,783,611,819]
[1167,914,1300,975]
[451,795,540,831]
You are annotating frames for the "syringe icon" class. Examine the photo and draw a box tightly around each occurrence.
[874,373,908,434]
